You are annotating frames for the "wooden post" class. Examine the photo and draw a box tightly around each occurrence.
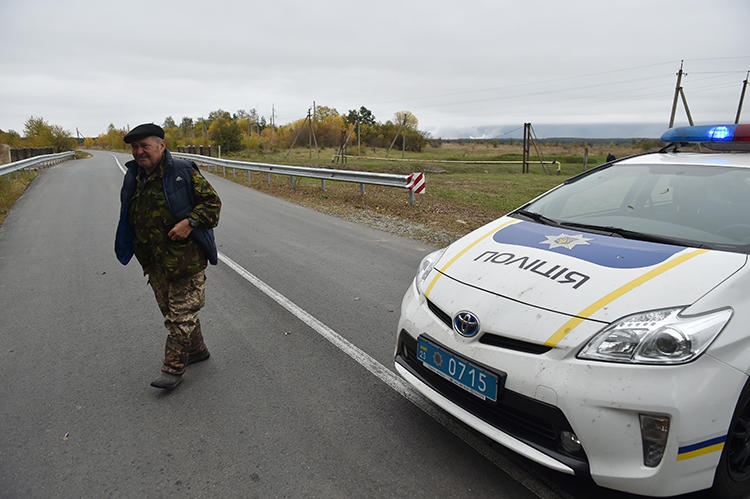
[402,125,405,159]
[735,72,748,124]
[669,61,685,128]
[583,147,589,171]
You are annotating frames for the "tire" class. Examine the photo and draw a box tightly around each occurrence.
[712,378,750,498]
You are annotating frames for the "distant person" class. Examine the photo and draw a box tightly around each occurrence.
[115,123,222,391]
[606,153,616,162]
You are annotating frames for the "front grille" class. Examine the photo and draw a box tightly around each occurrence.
[426,298,552,355]
[396,329,589,476]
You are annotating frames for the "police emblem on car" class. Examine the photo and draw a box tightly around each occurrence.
[453,311,480,337]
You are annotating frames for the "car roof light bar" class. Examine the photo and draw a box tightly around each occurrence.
[661,124,750,144]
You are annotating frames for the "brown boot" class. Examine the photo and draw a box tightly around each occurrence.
[186,320,210,365]
[161,336,187,375]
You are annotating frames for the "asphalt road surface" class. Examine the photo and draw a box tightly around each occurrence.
[0,151,712,498]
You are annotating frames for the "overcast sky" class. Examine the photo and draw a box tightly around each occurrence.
[1,0,748,138]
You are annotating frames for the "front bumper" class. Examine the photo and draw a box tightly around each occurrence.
[396,280,748,497]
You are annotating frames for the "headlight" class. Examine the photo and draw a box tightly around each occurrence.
[578,307,732,364]
[415,248,447,296]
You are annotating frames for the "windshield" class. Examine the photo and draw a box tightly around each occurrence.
[517,162,750,252]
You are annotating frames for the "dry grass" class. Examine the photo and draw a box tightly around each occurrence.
[0,171,37,226]
[203,141,661,244]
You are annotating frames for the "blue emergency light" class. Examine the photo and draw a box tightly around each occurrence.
[661,124,750,144]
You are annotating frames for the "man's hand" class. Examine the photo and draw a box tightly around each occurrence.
[168,218,193,241]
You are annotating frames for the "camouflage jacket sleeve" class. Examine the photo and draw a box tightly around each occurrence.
[188,169,221,228]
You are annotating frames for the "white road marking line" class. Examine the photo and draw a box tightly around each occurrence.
[113,155,126,174]
[112,153,569,499]
[218,251,572,499]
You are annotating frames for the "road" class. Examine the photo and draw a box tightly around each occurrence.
[0,151,709,498]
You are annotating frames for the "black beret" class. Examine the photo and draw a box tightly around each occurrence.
[124,123,165,143]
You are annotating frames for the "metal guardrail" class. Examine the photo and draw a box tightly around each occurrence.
[0,151,75,179]
[173,152,424,204]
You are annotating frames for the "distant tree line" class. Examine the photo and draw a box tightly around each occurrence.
[0,116,77,153]
[92,105,431,154]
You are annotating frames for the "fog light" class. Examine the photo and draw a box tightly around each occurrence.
[560,431,582,453]
[639,414,670,467]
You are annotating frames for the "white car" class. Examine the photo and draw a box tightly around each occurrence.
[395,124,750,497]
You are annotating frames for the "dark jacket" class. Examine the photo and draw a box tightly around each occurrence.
[115,149,218,266]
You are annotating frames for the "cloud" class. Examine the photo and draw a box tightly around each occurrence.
[1,0,748,137]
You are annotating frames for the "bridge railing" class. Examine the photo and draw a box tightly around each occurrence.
[172,152,425,205]
[0,151,76,179]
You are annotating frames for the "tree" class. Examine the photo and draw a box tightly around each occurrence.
[24,116,51,138]
[358,106,376,125]
[208,109,231,122]
[233,109,250,121]
[208,117,241,151]
[394,111,418,130]
[49,125,77,152]
[0,129,23,147]
[163,116,177,129]
[345,106,376,125]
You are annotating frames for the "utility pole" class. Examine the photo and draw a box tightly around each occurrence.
[402,121,406,159]
[669,60,694,128]
[386,117,408,158]
[522,123,531,174]
[736,71,749,124]
[285,107,318,159]
[357,121,360,156]
[271,104,276,144]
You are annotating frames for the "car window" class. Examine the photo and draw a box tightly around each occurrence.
[523,162,750,252]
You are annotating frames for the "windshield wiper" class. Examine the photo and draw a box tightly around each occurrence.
[557,221,699,247]
[513,209,561,227]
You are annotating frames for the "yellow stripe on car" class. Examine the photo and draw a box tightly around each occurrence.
[544,249,709,347]
[424,219,520,298]
[677,442,725,461]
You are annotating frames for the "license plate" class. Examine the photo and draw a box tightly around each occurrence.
[417,337,499,402]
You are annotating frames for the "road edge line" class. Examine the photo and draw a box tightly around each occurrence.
[218,251,571,499]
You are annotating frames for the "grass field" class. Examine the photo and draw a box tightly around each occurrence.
[0,170,37,226]
[210,140,657,243]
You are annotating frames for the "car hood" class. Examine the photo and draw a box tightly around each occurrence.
[434,218,746,327]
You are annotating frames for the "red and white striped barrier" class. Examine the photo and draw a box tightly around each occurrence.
[406,172,425,194]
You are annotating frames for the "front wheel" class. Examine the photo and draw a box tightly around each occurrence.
[712,379,750,498]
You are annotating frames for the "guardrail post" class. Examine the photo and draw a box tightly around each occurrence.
[222,166,226,176]
[360,183,365,197]
[267,172,271,185]
[409,190,415,206]
[321,179,326,192]
[232,167,236,179]
[247,170,251,182]
[290,176,295,189]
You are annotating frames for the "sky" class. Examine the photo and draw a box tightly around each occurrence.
[1,0,748,139]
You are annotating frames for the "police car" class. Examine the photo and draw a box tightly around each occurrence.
[395,124,750,497]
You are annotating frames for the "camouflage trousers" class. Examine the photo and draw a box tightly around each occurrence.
[148,270,208,375]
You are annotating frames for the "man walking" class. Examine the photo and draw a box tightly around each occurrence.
[115,123,221,390]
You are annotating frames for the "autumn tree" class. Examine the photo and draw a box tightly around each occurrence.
[208,117,241,152]
[163,116,177,129]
